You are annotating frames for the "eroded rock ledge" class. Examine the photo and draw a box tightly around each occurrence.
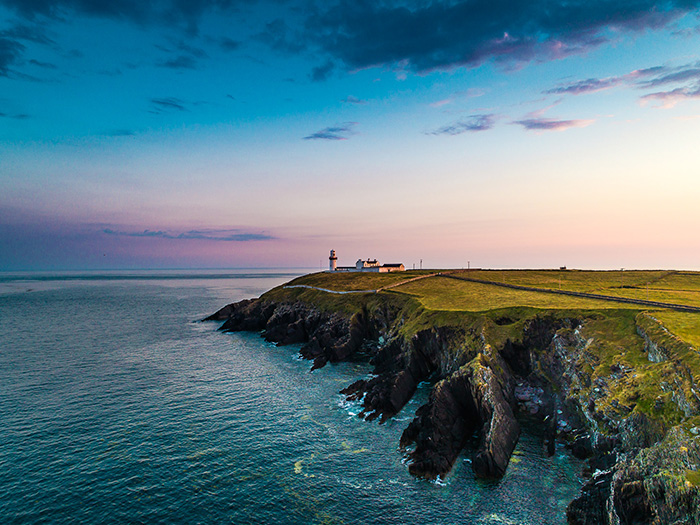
[204,296,700,524]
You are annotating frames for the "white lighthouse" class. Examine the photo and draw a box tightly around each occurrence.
[329,249,338,272]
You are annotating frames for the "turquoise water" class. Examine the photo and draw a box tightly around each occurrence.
[0,270,583,524]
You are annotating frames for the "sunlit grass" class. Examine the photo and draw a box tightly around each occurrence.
[456,269,674,293]
[651,311,700,348]
[389,275,633,311]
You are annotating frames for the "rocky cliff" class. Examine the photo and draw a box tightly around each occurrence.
[204,290,700,524]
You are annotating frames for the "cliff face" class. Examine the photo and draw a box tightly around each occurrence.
[205,295,700,524]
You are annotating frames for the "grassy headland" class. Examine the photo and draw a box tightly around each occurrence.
[214,268,700,521]
[271,268,700,338]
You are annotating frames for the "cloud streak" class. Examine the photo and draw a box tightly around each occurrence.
[428,114,495,135]
[303,122,357,140]
[640,86,700,108]
[159,55,198,69]
[543,61,700,108]
[149,97,188,112]
[102,228,275,242]
[544,77,623,95]
[341,95,366,104]
[514,117,595,132]
[0,111,30,119]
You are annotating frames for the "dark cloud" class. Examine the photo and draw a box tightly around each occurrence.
[156,40,207,68]
[29,58,57,69]
[0,23,55,45]
[303,122,357,140]
[514,117,594,132]
[219,37,240,51]
[149,97,188,112]
[0,36,25,76]
[159,54,198,69]
[306,0,700,73]
[256,18,306,54]
[172,40,207,58]
[4,0,699,79]
[428,114,495,135]
[0,110,30,119]
[0,0,247,33]
[310,60,334,82]
[1,0,147,20]
[102,228,274,241]
[0,23,57,77]
[105,129,136,136]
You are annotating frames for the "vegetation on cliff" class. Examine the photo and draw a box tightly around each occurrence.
[205,269,700,524]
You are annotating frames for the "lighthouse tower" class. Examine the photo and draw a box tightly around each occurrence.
[329,249,337,272]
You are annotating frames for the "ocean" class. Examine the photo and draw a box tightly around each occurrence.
[0,270,583,524]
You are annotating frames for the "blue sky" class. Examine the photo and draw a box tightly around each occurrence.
[1,0,700,270]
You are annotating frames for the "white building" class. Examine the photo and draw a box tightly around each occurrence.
[328,250,405,273]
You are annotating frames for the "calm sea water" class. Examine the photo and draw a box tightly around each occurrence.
[0,270,583,524]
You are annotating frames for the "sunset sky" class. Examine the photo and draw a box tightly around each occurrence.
[1,0,699,270]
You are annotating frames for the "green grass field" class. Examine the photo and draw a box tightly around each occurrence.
[278,269,700,349]
[393,275,627,311]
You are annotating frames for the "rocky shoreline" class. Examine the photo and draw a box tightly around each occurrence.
[204,294,700,524]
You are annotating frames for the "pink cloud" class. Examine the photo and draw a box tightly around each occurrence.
[640,86,700,108]
[514,118,595,132]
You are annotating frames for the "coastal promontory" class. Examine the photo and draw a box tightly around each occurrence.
[205,269,700,524]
